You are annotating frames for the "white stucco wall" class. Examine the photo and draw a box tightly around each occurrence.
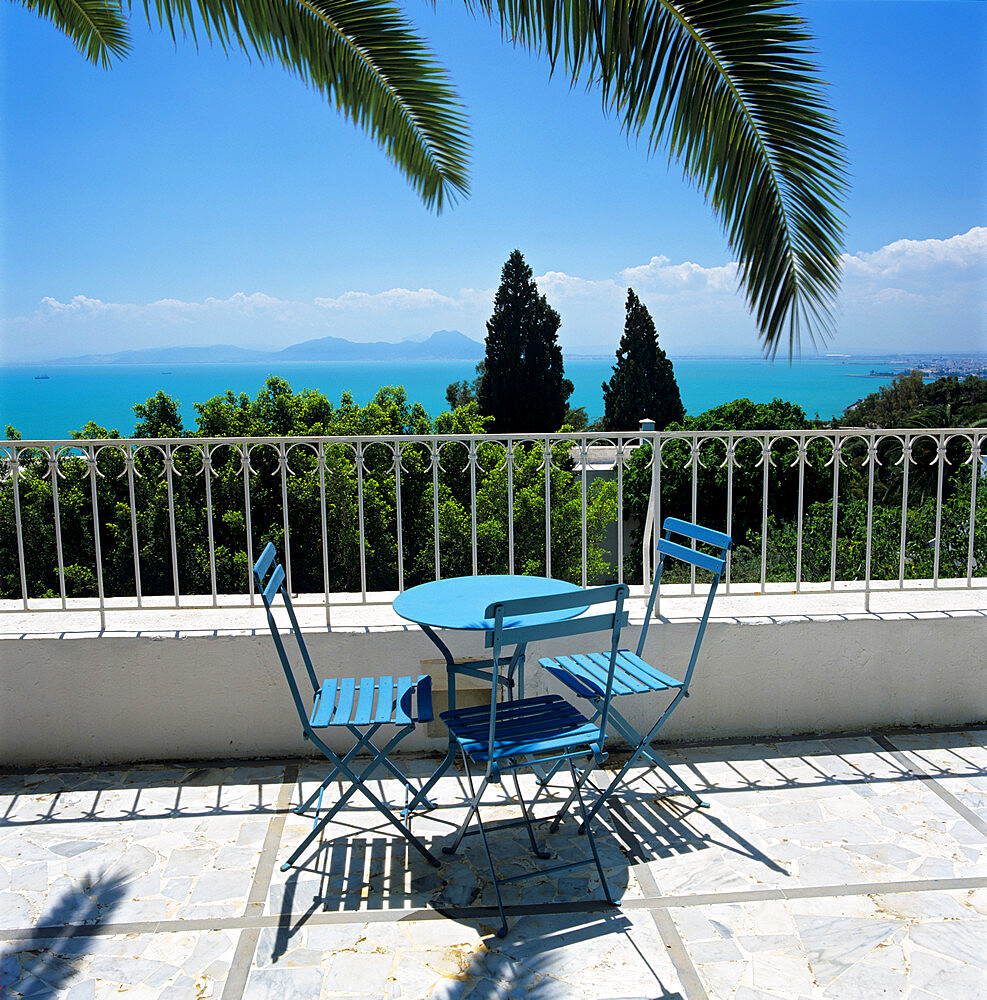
[2,598,984,768]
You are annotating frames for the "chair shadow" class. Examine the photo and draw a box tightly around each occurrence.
[0,871,126,999]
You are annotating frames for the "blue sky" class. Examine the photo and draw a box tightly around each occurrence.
[1,0,985,362]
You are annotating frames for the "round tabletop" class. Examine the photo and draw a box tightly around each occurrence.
[393,574,585,630]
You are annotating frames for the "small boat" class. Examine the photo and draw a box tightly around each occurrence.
[34,374,50,380]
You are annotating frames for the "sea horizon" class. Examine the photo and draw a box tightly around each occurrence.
[2,355,982,440]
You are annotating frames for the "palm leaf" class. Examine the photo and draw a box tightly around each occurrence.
[136,0,470,210]
[20,0,131,67]
[476,0,848,356]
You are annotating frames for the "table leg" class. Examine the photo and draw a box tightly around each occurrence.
[406,625,459,811]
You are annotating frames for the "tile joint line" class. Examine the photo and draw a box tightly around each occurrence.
[219,762,298,1000]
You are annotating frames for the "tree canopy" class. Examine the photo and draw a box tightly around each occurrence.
[21,0,847,354]
[602,288,684,431]
[478,250,572,433]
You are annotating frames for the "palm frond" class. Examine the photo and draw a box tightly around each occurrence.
[476,0,848,356]
[136,0,469,210]
[20,0,131,67]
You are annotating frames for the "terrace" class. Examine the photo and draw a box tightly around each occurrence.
[2,728,985,998]
[1,427,985,997]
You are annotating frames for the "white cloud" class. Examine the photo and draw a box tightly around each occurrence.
[314,287,460,310]
[620,256,739,294]
[5,228,984,361]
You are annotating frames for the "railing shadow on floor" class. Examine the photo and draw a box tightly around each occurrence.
[0,763,289,829]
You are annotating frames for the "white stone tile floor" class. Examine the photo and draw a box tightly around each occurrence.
[1,727,985,999]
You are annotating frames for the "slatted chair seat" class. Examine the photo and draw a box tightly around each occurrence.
[442,694,600,761]
[253,543,439,874]
[540,517,731,824]
[439,583,630,937]
[310,675,432,729]
[541,651,684,698]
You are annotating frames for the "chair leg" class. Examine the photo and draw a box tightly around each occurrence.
[549,753,596,832]
[282,728,440,872]
[567,759,615,906]
[511,766,550,860]
[344,725,435,810]
[442,750,489,857]
[295,730,379,815]
[447,754,509,938]
[406,741,456,813]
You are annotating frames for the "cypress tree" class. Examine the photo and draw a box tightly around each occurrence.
[602,288,684,431]
[478,249,573,433]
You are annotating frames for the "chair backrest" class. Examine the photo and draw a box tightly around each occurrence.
[638,517,732,692]
[253,542,320,733]
[483,583,630,765]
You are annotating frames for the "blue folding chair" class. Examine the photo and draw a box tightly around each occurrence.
[541,518,731,826]
[253,543,439,872]
[440,583,629,937]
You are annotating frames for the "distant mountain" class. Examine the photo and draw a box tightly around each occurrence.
[51,345,273,365]
[276,330,483,361]
[48,330,484,365]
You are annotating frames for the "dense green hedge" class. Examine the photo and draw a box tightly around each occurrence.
[2,379,983,599]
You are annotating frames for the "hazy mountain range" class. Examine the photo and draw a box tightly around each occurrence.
[48,330,485,365]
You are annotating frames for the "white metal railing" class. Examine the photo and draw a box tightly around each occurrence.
[2,427,984,625]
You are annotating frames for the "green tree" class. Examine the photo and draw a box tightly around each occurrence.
[602,288,684,431]
[840,373,987,428]
[0,378,620,598]
[478,250,572,433]
[445,362,485,411]
[23,0,847,354]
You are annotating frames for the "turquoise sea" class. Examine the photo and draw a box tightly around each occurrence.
[0,357,910,440]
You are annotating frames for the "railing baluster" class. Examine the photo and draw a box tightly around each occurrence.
[829,437,841,591]
[318,443,330,623]
[760,436,770,591]
[87,445,106,629]
[431,440,441,580]
[543,437,552,578]
[507,440,515,575]
[10,448,29,611]
[125,446,143,608]
[690,438,699,594]
[579,438,588,589]
[616,440,624,586]
[355,441,368,600]
[48,449,67,608]
[164,445,181,607]
[242,448,255,605]
[933,433,945,586]
[202,448,218,606]
[280,443,292,594]
[469,438,478,576]
[898,436,911,587]
[967,435,981,586]
[795,438,806,592]
[864,439,876,612]
[394,442,405,592]
[724,436,735,592]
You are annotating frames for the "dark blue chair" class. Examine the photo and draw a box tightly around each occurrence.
[541,518,731,825]
[440,583,629,937]
[253,543,439,872]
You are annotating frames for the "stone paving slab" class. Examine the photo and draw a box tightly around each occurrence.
[0,764,284,931]
[1,727,985,999]
[617,737,987,901]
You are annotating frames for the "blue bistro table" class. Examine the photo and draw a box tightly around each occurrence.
[393,574,586,805]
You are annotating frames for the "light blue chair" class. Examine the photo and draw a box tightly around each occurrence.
[253,543,439,872]
[541,517,731,826]
[440,583,629,937]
